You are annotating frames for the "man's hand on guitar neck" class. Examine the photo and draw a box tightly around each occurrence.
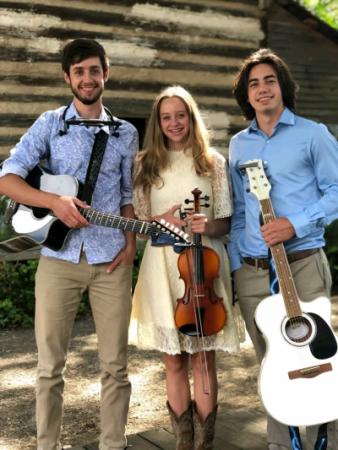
[50,195,89,228]
[260,217,296,247]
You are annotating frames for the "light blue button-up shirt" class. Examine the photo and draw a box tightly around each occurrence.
[0,102,138,264]
[228,108,338,271]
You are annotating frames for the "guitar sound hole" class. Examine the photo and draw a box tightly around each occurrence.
[285,316,313,343]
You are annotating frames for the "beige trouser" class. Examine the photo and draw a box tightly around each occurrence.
[234,249,338,450]
[35,254,133,450]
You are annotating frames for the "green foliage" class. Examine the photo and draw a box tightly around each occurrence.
[0,260,38,328]
[0,195,16,242]
[300,0,338,30]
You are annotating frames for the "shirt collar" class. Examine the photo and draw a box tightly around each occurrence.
[248,107,295,133]
[65,102,110,135]
[98,107,110,135]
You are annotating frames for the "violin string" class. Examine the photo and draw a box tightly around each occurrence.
[188,247,207,391]
[192,240,211,395]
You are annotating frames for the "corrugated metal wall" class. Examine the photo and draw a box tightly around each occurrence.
[0,0,264,158]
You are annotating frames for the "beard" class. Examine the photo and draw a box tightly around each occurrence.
[70,83,103,106]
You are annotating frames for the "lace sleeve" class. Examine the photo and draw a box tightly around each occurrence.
[133,186,152,220]
[210,150,233,219]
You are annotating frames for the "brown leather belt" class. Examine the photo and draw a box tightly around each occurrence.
[243,248,319,270]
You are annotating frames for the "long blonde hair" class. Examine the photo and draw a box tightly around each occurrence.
[133,85,213,193]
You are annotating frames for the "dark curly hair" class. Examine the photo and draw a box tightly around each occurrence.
[61,38,109,75]
[233,48,298,120]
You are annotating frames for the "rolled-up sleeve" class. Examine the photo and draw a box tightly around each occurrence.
[0,112,52,179]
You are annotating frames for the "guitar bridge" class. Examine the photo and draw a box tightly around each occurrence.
[288,363,332,380]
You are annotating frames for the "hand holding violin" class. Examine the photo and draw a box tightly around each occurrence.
[189,213,208,234]
[188,212,230,238]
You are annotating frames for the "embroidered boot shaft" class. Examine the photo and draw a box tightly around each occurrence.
[167,401,194,450]
[193,402,217,450]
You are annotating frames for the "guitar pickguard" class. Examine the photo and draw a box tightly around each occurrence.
[309,312,338,359]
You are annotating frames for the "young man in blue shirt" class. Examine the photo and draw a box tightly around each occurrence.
[228,48,338,449]
[0,39,138,450]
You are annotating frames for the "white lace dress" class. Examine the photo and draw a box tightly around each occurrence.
[129,148,241,354]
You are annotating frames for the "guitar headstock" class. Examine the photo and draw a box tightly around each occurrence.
[149,219,190,248]
[239,159,271,201]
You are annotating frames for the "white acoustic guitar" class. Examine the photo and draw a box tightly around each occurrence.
[243,159,338,427]
[0,165,190,253]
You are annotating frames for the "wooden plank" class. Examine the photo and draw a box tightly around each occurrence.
[127,433,162,449]
[70,408,267,450]
[139,428,175,449]
[215,409,266,449]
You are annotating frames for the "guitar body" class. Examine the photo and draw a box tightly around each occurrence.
[241,158,338,427]
[4,165,190,252]
[12,166,79,251]
[255,294,338,426]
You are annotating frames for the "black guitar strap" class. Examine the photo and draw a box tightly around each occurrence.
[80,129,109,204]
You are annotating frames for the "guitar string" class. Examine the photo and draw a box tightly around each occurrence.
[79,207,188,241]
[185,240,211,395]
[261,199,307,338]
[192,233,211,395]
[263,203,309,340]
[262,200,302,323]
[261,200,297,310]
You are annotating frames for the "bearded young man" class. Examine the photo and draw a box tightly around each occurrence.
[0,38,138,450]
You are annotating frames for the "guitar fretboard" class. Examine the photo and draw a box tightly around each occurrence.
[260,199,302,318]
[79,207,152,235]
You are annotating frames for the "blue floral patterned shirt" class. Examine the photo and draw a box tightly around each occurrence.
[0,102,139,264]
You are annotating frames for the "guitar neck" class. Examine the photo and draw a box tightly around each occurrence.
[260,199,302,317]
[79,207,151,235]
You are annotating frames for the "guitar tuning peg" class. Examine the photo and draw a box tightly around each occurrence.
[184,198,193,204]
[201,195,210,201]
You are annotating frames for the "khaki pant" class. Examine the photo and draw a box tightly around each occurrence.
[234,249,338,450]
[35,254,133,450]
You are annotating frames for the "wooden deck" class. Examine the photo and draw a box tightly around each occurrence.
[66,408,267,450]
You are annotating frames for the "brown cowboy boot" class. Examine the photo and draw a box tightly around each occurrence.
[193,402,218,450]
[167,401,194,450]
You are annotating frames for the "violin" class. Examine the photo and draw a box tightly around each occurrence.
[174,188,227,337]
